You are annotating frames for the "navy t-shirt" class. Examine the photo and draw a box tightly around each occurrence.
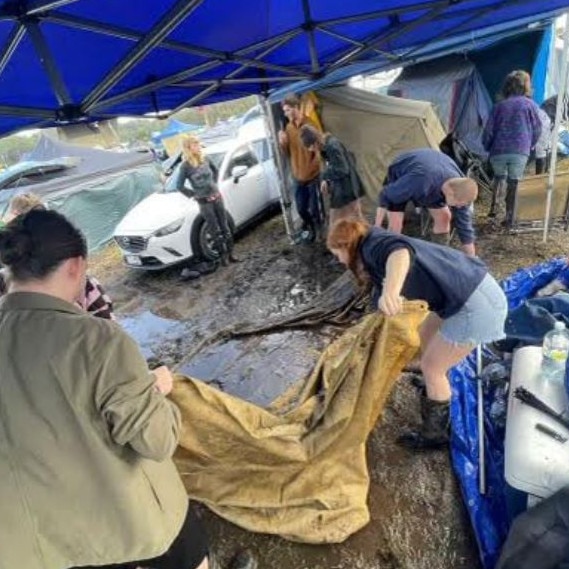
[359,228,488,318]
[379,149,475,245]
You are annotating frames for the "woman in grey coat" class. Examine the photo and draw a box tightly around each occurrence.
[177,135,239,266]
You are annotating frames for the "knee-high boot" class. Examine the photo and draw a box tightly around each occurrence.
[397,394,450,450]
[489,178,506,219]
[504,178,518,228]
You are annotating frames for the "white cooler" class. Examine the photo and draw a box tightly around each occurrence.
[505,346,569,499]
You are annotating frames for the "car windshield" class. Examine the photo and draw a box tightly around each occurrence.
[163,150,226,193]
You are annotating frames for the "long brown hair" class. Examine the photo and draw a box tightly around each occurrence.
[327,218,371,286]
[182,134,205,168]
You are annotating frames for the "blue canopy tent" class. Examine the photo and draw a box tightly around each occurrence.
[0,1,568,136]
[1,2,569,567]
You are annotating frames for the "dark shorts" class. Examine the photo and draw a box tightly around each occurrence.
[71,502,209,569]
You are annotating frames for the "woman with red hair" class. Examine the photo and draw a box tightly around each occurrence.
[327,219,507,449]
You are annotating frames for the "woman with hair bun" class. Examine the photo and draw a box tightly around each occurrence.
[0,209,211,569]
[326,218,507,450]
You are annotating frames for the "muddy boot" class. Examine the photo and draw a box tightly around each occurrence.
[227,550,258,569]
[503,178,518,229]
[397,395,450,450]
[489,178,506,220]
[430,232,450,246]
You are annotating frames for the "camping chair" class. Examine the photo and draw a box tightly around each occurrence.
[509,171,569,233]
[439,131,493,196]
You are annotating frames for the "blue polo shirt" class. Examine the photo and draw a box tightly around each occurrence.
[379,149,475,245]
[360,227,487,318]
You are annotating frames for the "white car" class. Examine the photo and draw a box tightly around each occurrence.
[114,134,280,269]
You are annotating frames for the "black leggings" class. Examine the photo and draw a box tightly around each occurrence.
[199,197,232,252]
[70,502,209,569]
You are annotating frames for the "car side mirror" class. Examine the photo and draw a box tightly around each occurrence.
[231,165,248,183]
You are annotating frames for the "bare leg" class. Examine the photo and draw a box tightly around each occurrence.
[196,557,209,569]
[429,206,452,235]
[420,332,474,401]
[387,211,404,233]
[419,312,442,351]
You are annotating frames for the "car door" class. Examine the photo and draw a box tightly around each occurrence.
[219,143,267,226]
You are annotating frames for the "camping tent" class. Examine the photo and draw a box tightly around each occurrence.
[151,119,201,157]
[312,87,446,200]
[0,136,161,250]
[388,56,492,156]
[387,28,551,155]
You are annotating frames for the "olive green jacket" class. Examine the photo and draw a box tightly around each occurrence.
[0,293,188,569]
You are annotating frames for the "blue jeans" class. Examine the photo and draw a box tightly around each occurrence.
[490,153,528,181]
[295,178,323,232]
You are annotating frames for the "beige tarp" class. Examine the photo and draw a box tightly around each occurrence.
[316,86,447,201]
[172,301,428,543]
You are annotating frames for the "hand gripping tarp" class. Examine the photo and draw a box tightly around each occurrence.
[171,301,427,543]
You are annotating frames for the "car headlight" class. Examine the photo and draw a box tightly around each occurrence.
[154,218,184,238]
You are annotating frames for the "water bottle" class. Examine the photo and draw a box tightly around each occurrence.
[541,321,569,383]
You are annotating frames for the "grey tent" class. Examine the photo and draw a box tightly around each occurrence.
[0,136,161,250]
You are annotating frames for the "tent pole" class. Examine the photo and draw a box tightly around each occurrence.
[260,95,296,241]
[544,13,569,243]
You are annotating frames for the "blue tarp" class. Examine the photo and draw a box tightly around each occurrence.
[451,257,569,569]
[0,1,568,135]
[151,119,200,144]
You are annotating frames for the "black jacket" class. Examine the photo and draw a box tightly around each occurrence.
[321,135,365,209]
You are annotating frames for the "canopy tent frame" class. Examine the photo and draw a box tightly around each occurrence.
[0,1,565,133]
[543,12,569,242]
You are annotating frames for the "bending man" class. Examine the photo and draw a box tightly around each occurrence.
[375,148,478,256]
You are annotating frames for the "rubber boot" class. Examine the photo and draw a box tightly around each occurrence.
[430,232,451,246]
[489,178,506,219]
[503,178,518,229]
[397,395,450,450]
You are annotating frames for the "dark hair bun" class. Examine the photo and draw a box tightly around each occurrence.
[0,227,33,267]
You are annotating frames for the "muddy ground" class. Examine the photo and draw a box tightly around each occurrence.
[90,194,569,569]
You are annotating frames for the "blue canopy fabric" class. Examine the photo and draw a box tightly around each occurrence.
[0,0,567,135]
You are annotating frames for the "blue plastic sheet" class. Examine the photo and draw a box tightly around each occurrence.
[449,256,569,569]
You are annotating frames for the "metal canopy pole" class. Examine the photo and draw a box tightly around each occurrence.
[25,19,72,106]
[0,24,25,75]
[544,13,569,243]
[261,95,295,240]
[82,0,205,111]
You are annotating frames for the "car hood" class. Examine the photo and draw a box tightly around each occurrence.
[115,192,197,235]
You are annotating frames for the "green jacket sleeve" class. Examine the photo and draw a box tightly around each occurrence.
[95,330,182,461]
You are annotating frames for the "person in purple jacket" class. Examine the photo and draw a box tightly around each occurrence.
[483,70,541,226]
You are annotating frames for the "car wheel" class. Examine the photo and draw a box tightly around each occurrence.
[190,215,235,261]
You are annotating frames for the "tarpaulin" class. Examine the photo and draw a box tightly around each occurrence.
[450,256,569,569]
[171,301,427,542]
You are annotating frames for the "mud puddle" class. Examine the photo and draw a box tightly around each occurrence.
[178,330,329,407]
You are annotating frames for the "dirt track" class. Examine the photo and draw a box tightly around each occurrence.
[91,195,569,569]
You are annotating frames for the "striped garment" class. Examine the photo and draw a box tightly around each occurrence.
[78,275,115,320]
